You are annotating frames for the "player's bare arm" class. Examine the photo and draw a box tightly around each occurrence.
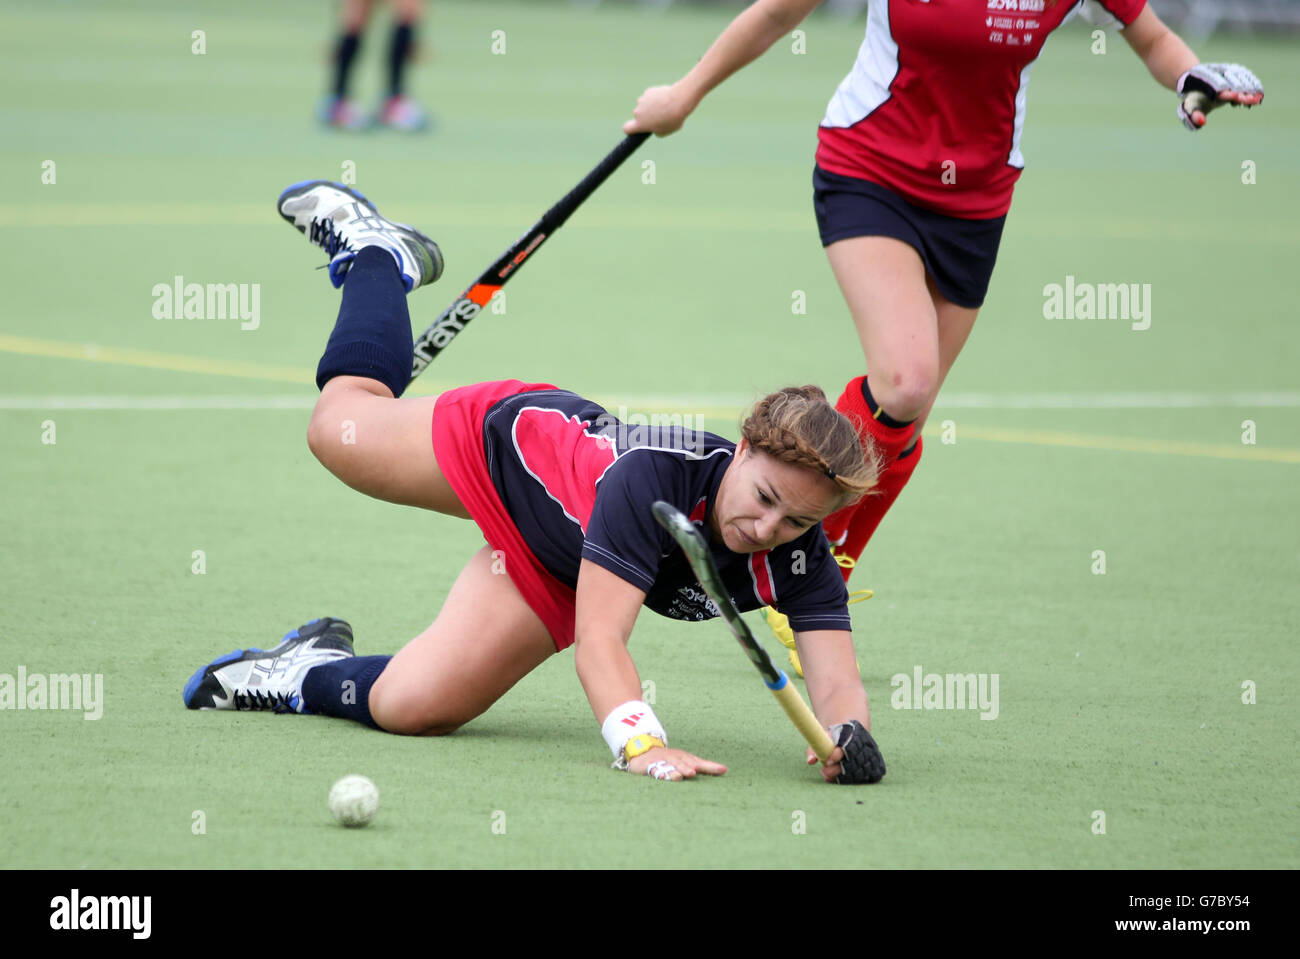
[1120,5,1197,89]
[574,559,727,782]
[574,559,651,721]
[795,628,871,782]
[624,0,823,137]
[1121,5,1263,130]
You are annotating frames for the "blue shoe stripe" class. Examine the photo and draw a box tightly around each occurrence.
[391,248,413,293]
[327,252,356,289]
[182,648,252,707]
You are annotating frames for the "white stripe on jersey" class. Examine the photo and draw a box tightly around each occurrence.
[1010,3,1081,172]
[746,551,778,607]
[1008,59,1034,170]
[821,0,898,129]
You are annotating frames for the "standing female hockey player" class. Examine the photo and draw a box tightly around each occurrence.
[623,0,1264,667]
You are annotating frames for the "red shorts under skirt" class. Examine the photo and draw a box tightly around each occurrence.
[430,379,579,651]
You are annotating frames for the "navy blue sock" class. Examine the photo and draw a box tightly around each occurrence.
[316,246,413,398]
[388,23,415,98]
[332,32,362,100]
[301,655,391,730]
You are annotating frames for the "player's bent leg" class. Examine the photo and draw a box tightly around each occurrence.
[820,260,985,586]
[368,546,557,735]
[378,0,428,132]
[909,276,981,436]
[809,238,954,590]
[321,0,375,129]
[307,375,470,517]
[825,235,940,423]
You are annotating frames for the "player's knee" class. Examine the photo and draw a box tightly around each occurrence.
[872,366,937,422]
[306,418,331,471]
[380,712,462,737]
[306,400,348,470]
[370,687,466,736]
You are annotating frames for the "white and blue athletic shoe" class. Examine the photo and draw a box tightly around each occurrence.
[276,181,444,293]
[182,618,355,714]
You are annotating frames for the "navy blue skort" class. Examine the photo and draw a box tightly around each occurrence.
[813,165,1006,309]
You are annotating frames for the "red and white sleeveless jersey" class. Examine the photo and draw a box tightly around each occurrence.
[817,0,1146,218]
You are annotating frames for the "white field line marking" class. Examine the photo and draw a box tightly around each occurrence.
[0,395,319,410]
[4,337,1298,409]
[3,396,1298,464]
[931,392,1300,410]
[2,203,1296,242]
[2,392,1300,411]
[615,392,1300,411]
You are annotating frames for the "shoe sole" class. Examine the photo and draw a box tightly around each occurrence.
[182,647,263,709]
[276,180,372,232]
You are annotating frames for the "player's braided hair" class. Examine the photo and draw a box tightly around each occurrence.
[741,386,881,509]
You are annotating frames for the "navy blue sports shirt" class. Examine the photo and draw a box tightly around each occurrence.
[480,388,851,633]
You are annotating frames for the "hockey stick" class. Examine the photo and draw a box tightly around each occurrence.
[409,132,650,381]
[650,501,836,762]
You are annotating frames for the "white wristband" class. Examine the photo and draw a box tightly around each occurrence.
[600,700,667,761]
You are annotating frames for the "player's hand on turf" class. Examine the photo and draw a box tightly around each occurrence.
[806,720,886,784]
[624,84,694,137]
[1176,63,1263,130]
[628,746,727,782]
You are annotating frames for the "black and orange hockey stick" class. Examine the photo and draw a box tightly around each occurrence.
[409,132,649,381]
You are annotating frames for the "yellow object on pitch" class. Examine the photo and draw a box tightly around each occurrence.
[760,558,872,679]
[623,734,665,761]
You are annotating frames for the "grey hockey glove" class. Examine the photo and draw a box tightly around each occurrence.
[1176,63,1263,131]
[829,720,886,784]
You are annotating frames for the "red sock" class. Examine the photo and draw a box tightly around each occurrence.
[833,438,922,581]
[823,375,922,583]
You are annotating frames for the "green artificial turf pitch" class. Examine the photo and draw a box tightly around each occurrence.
[0,0,1297,869]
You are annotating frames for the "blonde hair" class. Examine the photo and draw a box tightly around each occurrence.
[740,385,881,509]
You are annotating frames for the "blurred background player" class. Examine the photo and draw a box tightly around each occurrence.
[182,181,887,786]
[623,0,1264,672]
[320,0,429,131]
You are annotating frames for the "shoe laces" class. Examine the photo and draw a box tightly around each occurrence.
[309,217,349,258]
[833,553,873,605]
[233,689,298,713]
